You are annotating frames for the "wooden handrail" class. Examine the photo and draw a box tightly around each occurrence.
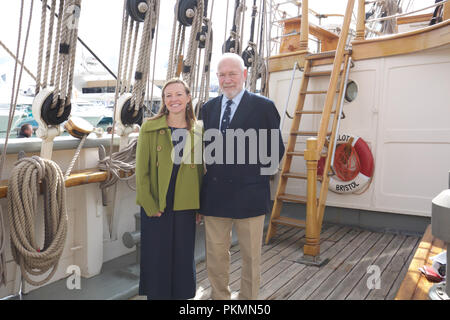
[315,0,355,152]
[0,168,109,199]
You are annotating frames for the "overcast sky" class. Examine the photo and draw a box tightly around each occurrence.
[0,0,437,90]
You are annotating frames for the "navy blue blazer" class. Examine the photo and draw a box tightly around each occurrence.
[200,90,285,219]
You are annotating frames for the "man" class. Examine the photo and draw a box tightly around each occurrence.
[17,123,32,138]
[200,53,285,300]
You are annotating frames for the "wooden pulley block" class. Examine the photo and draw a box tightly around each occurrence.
[64,116,94,139]
[177,0,197,27]
[120,96,144,126]
[222,36,238,54]
[39,91,71,126]
[126,0,148,22]
[242,46,255,68]
[197,25,208,49]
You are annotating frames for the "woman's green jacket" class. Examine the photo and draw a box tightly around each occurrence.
[135,116,203,216]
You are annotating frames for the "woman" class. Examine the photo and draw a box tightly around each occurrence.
[136,78,203,300]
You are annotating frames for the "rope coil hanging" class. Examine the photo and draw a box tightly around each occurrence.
[7,156,68,287]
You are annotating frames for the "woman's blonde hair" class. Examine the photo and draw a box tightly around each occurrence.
[152,78,196,130]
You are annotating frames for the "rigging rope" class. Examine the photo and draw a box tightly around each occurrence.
[34,0,81,123]
[0,0,35,288]
[7,156,67,287]
[166,0,213,117]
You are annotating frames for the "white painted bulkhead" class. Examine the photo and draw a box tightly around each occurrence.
[269,44,450,218]
[0,136,139,297]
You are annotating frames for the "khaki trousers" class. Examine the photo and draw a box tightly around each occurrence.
[204,214,265,300]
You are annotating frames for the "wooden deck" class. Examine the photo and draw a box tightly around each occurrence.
[395,225,447,300]
[192,224,420,300]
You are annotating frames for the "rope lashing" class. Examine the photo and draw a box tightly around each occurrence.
[7,156,68,287]
[98,138,137,191]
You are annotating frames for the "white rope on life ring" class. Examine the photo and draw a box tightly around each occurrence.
[328,133,374,194]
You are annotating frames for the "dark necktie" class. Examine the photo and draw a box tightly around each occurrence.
[221,99,233,134]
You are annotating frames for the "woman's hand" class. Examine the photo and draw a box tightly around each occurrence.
[152,211,163,217]
[196,213,203,225]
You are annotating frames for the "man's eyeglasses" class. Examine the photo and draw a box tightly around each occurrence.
[217,72,240,79]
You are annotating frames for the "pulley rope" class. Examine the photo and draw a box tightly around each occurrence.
[34,0,81,120]
[109,0,159,144]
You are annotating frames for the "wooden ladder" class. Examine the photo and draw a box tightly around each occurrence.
[265,0,356,264]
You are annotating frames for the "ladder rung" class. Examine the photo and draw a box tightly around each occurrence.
[305,70,345,77]
[305,71,332,77]
[277,193,308,204]
[286,151,328,157]
[305,49,351,60]
[300,90,339,95]
[296,110,336,115]
[283,172,323,182]
[271,216,306,229]
[305,51,337,60]
[290,131,332,136]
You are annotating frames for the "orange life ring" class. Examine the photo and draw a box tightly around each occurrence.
[328,134,374,194]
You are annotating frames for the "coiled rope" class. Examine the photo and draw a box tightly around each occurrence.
[7,156,67,287]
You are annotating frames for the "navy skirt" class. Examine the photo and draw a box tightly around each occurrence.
[139,207,196,299]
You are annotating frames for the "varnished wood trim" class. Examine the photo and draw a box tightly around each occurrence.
[397,13,433,25]
[352,20,450,60]
[445,2,450,21]
[268,51,307,73]
[0,169,110,199]
[395,225,446,300]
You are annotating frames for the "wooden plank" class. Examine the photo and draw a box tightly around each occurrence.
[288,230,373,300]
[412,237,446,300]
[268,51,307,73]
[259,225,344,300]
[397,13,433,25]
[386,238,420,300]
[313,233,394,300]
[348,234,406,300]
[367,236,420,300]
[268,227,361,299]
[395,226,433,300]
[351,20,450,61]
